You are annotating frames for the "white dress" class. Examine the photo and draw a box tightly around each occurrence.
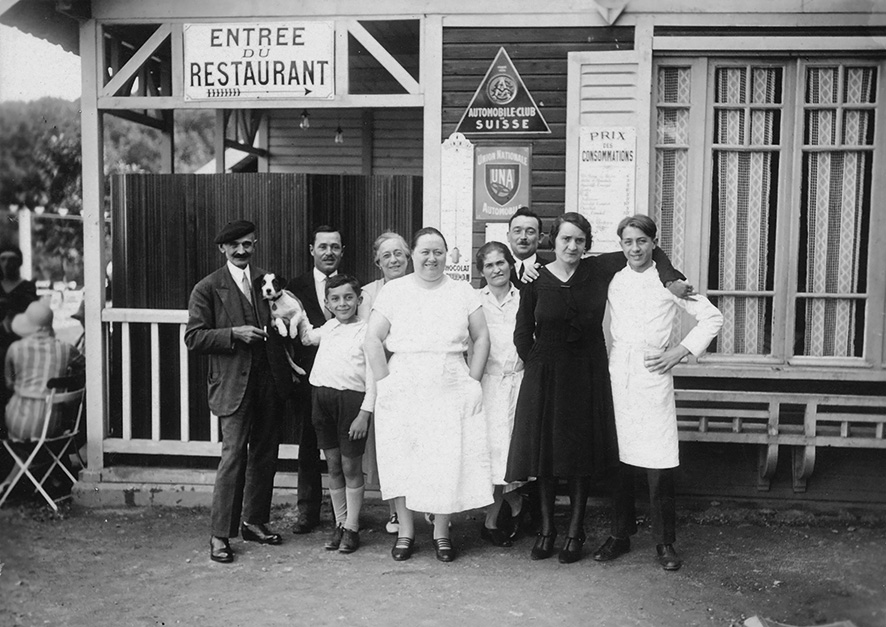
[477,285,525,488]
[607,263,724,469]
[372,275,493,513]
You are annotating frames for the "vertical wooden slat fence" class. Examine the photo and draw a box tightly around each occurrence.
[98,173,421,481]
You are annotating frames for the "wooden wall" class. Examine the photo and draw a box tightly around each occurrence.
[268,108,423,177]
[109,172,422,443]
[441,26,633,252]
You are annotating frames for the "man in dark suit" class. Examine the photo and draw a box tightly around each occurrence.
[287,225,344,534]
[507,206,554,287]
[185,220,295,563]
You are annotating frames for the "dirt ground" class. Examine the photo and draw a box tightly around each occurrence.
[1,497,885,627]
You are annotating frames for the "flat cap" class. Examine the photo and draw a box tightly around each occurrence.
[214,220,256,244]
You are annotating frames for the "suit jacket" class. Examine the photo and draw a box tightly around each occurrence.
[510,249,555,288]
[184,265,294,417]
[286,270,328,374]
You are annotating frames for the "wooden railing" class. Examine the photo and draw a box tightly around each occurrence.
[92,309,885,494]
[676,390,886,492]
[97,309,304,485]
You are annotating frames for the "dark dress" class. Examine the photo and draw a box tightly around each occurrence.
[505,250,682,480]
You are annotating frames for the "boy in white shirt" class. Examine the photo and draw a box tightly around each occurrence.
[299,274,375,553]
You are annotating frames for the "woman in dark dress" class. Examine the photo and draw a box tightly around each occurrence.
[505,213,685,564]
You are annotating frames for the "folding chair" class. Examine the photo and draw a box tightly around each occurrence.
[0,375,85,512]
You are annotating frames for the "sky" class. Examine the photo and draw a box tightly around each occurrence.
[0,25,81,102]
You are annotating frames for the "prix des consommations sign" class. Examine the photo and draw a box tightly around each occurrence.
[184,22,335,100]
[456,47,550,135]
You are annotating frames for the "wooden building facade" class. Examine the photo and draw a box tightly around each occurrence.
[2,1,885,506]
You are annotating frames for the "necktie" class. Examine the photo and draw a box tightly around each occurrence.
[241,273,252,304]
[321,276,332,320]
[517,262,525,282]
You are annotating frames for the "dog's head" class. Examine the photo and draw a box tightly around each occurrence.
[259,273,286,300]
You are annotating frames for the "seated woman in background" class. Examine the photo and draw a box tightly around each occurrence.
[5,300,81,442]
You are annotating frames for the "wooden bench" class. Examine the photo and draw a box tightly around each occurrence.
[675,390,886,492]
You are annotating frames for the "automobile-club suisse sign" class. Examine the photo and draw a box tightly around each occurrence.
[474,145,531,220]
[456,47,550,135]
[183,22,335,100]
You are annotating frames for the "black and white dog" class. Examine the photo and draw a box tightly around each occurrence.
[259,273,306,339]
[258,273,308,379]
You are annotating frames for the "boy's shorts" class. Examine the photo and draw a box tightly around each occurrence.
[311,386,367,458]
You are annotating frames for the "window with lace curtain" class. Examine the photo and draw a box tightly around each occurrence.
[653,57,882,369]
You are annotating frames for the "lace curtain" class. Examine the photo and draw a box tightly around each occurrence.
[802,66,874,357]
[712,67,779,355]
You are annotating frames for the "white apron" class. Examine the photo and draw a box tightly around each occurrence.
[607,264,723,469]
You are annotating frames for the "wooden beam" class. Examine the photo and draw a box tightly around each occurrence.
[223,138,269,158]
[347,19,421,95]
[104,108,166,130]
[97,93,424,109]
[101,23,171,97]
[654,35,886,52]
[215,110,226,173]
[80,18,106,474]
[422,14,443,228]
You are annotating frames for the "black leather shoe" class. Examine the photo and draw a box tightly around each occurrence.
[656,543,682,571]
[339,528,360,554]
[593,536,631,562]
[530,531,557,560]
[292,518,319,535]
[210,536,233,563]
[558,531,587,564]
[391,536,414,561]
[325,524,344,550]
[241,522,282,545]
[507,498,528,540]
[481,524,513,547]
[432,537,455,562]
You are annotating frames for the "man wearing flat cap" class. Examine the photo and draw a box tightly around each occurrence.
[185,220,296,563]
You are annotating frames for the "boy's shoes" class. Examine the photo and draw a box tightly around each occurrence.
[593,536,631,562]
[209,536,233,563]
[385,513,399,534]
[241,522,282,545]
[656,544,682,571]
[339,528,360,553]
[325,524,344,550]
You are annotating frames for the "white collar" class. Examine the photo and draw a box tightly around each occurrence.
[312,266,337,284]
[513,252,537,269]
[226,261,250,284]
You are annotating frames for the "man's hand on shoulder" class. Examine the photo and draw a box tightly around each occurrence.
[232,325,268,344]
[666,279,697,300]
[522,263,541,283]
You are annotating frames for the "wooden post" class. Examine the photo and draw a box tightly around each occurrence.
[421,15,443,228]
[80,19,107,475]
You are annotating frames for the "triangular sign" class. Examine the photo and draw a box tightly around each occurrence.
[455,47,551,135]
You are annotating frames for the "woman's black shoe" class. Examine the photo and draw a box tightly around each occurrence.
[481,524,513,547]
[530,531,557,560]
[391,536,414,561]
[432,537,456,562]
[558,531,587,564]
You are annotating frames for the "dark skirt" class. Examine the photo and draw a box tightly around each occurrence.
[505,341,619,480]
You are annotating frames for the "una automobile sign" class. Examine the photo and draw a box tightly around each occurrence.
[486,163,520,205]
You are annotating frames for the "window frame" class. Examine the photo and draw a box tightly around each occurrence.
[651,54,886,380]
